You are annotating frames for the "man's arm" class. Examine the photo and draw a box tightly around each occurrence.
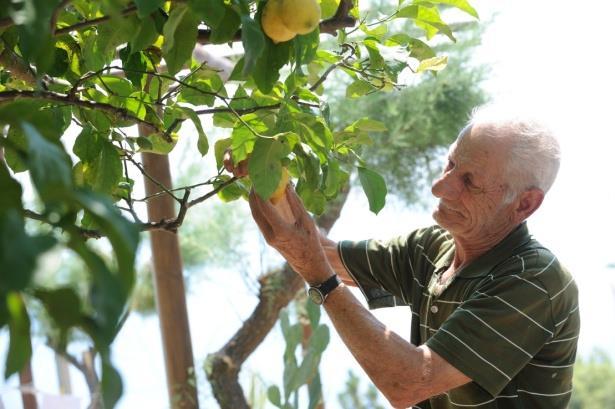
[247,187,470,406]
[318,234,357,286]
[324,283,470,408]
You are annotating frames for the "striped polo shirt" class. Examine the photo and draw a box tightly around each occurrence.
[337,222,580,408]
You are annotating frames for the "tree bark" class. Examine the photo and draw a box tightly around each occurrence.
[207,185,350,409]
[140,126,198,408]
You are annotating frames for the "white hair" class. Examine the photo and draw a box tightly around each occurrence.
[466,104,561,201]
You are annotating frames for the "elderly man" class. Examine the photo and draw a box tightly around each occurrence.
[240,106,579,408]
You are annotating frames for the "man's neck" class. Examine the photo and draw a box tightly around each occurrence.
[450,223,519,271]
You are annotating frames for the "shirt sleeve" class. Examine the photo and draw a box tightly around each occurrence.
[337,226,448,310]
[425,272,556,397]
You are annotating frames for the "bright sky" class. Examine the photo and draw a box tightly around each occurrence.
[2,0,615,408]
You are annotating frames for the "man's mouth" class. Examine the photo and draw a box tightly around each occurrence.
[438,202,463,216]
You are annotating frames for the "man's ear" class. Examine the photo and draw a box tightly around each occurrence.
[515,188,545,221]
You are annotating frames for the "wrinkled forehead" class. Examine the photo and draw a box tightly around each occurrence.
[449,124,511,170]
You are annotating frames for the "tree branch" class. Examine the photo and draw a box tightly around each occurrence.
[3,0,355,41]
[0,89,160,133]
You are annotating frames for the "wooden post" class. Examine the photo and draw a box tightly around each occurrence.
[19,361,37,409]
[54,353,72,395]
[140,138,198,408]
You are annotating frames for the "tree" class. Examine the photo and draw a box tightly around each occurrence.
[0,0,479,407]
[570,349,615,409]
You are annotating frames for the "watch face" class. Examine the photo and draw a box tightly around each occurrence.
[308,288,324,305]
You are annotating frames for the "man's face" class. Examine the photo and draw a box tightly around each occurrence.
[431,125,517,241]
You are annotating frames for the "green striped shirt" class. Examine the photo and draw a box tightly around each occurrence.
[338,222,580,408]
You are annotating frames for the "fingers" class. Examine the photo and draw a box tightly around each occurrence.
[222,149,249,177]
[248,189,275,241]
[285,186,316,231]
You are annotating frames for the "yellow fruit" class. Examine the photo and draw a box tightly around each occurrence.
[262,0,297,43]
[270,167,289,204]
[280,0,321,35]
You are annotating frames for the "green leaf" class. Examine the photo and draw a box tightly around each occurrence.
[34,288,82,329]
[190,0,226,29]
[397,4,455,41]
[0,165,22,212]
[179,107,208,156]
[3,126,28,173]
[267,385,282,408]
[231,126,257,163]
[5,292,32,378]
[177,70,224,107]
[208,6,241,44]
[408,38,437,61]
[162,4,199,75]
[214,137,233,170]
[139,132,179,154]
[0,210,55,293]
[22,122,73,201]
[241,15,266,76]
[74,126,103,162]
[120,49,148,89]
[364,40,385,70]
[88,140,123,195]
[252,39,292,94]
[68,239,124,338]
[417,55,448,72]
[72,190,139,293]
[293,29,320,66]
[296,182,325,215]
[214,175,249,202]
[14,0,59,73]
[346,79,373,98]
[248,137,291,200]
[101,359,123,408]
[130,15,159,52]
[48,47,69,77]
[134,0,165,17]
[358,166,387,214]
[320,0,339,19]
[125,91,151,120]
[352,118,388,132]
[420,0,479,18]
[74,128,122,195]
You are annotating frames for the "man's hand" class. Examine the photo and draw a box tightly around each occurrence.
[222,149,248,177]
[248,185,333,285]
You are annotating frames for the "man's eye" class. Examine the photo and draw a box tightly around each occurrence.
[464,174,476,187]
[445,159,454,171]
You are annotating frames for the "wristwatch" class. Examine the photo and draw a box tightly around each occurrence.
[307,274,342,305]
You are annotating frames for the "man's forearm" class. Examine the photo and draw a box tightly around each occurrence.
[323,284,433,408]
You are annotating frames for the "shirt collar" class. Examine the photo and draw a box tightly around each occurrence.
[440,222,532,278]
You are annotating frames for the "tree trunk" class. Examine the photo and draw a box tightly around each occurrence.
[140,141,198,408]
[19,361,37,409]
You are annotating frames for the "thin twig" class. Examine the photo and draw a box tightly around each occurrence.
[187,176,238,208]
[123,153,182,204]
[50,0,72,35]
[54,5,139,36]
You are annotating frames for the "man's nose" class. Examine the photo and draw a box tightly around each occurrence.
[431,170,462,200]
